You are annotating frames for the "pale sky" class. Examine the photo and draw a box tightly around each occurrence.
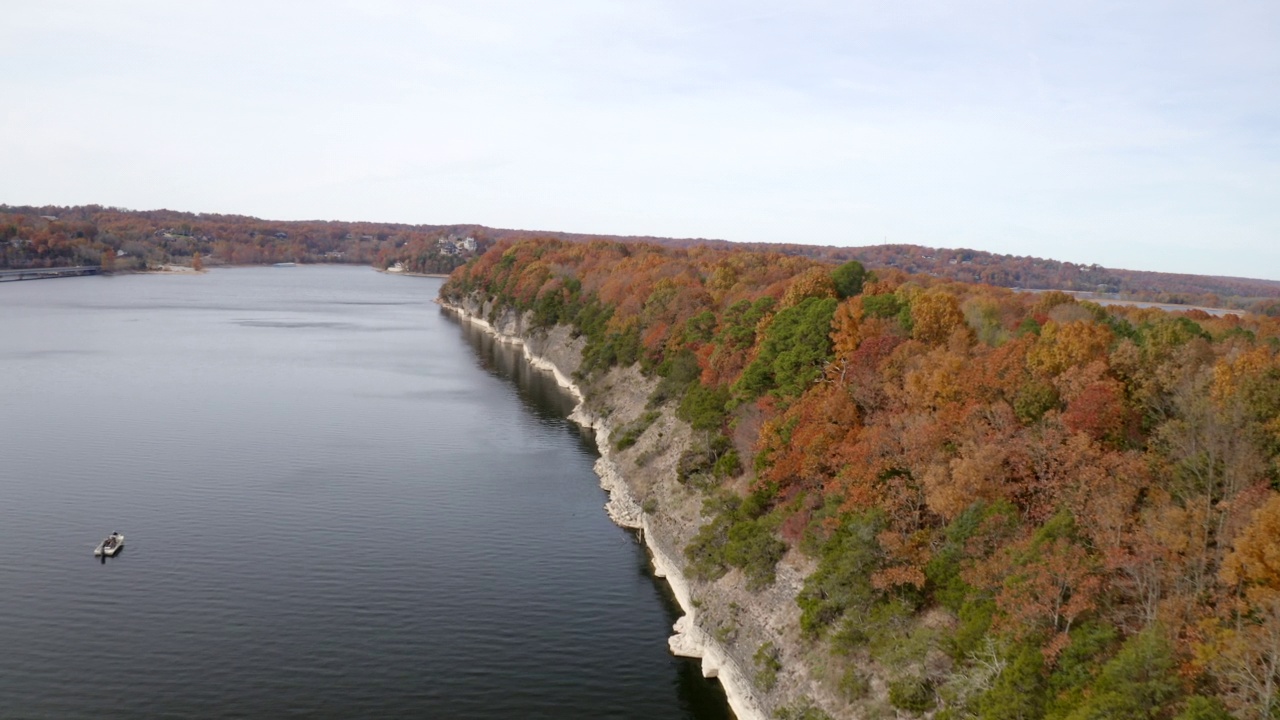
[3,1,1278,279]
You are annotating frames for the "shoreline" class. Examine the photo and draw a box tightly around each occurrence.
[439,300,766,720]
[379,268,450,278]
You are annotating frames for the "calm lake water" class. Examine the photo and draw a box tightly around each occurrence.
[0,266,729,719]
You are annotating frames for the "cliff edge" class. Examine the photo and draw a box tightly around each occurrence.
[440,295,843,720]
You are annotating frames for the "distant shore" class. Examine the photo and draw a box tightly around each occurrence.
[1018,288,1242,317]
[378,268,450,279]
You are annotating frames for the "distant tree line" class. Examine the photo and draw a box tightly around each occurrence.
[648,239,1280,313]
[5,205,1278,315]
[0,205,498,272]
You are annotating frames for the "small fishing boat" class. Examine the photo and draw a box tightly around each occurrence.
[94,532,124,557]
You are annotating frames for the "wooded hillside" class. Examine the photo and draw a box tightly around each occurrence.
[7,205,1279,316]
[0,205,493,273]
[653,239,1280,314]
[442,238,1280,720]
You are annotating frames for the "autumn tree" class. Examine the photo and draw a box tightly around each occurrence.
[911,289,967,345]
[1210,492,1280,719]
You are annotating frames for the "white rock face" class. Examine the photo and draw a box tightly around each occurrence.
[440,300,768,720]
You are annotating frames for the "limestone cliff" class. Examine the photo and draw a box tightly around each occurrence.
[440,295,849,720]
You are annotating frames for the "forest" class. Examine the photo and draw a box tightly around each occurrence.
[658,239,1280,315]
[6,204,1279,316]
[441,238,1280,720]
[0,205,492,274]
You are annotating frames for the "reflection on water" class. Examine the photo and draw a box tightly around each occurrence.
[446,308,730,720]
[453,313,583,423]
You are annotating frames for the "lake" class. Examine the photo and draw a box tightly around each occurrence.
[0,266,729,719]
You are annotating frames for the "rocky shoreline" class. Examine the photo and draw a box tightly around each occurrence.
[439,298,770,720]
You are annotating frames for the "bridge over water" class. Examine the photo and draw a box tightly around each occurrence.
[0,266,101,282]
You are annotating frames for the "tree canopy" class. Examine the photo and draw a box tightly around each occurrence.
[442,237,1280,719]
